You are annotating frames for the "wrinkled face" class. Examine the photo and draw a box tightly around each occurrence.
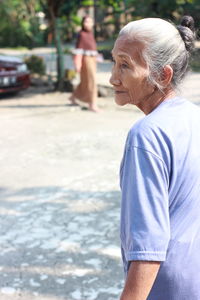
[110,37,155,111]
[83,17,93,31]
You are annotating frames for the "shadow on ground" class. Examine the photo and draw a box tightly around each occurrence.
[0,186,124,300]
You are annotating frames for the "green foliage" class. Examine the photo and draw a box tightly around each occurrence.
[0,0,47,48]
[0,0,199,48]
[71,15,82,26]
[54,0,81,41]
[25,55,46,75]
[81,0,94,6]
[127,0,199,21]
[61,0,81,17]
[96,0,122,9]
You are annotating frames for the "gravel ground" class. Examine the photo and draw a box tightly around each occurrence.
[0,71,199,300]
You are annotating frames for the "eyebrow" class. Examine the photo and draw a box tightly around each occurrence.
[112,52,129,58]
[111,51,133,61]
[112,52,135,66]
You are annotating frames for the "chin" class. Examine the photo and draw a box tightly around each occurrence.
[114,95,129,106]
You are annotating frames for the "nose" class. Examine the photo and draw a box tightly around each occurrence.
[109,68,121,86]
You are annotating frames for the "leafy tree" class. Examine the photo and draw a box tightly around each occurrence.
[0,0,45,47]
[127,0,200,24]
[44,0,65,90]
[39,0,82,90]
[0,0,199,90]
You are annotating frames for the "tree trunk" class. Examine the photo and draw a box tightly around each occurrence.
[48,1,65,91]
[54,17,65,90]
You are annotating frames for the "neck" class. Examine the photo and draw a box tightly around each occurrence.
[139,88,176,115]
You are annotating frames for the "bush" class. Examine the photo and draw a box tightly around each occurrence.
[65,69,76,81]
[25,55,46,75]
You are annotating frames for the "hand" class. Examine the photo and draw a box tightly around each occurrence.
[75,66,81,73]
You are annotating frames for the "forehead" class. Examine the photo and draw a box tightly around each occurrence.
[84,17,93,23]
[112,37,145,64]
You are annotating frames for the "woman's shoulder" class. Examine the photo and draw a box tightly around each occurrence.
[129,96,193,139]
[126,116,172,164]
[127,102,176,153]
[128,117,159,145]
[78,30,90,38]
[127,96,200,152]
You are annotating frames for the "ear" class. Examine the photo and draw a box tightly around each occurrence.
[160,65,173,87]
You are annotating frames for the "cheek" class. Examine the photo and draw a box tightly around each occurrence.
[122,74,137,96]
[121,70,137,87]
[127,87,138,103]
[123,71,147,92]
[120,72,131,88]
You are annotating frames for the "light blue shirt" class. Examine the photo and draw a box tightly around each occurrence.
[120,97,200,299]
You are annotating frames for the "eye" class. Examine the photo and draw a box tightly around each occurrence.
[121,62,129,69]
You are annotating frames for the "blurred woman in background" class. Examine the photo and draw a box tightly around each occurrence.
[69,16,99,112]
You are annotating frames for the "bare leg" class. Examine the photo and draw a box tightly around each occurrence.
[68,94,79,106]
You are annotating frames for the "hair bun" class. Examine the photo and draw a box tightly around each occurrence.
[177,16,195,52]
[180,15,195,33]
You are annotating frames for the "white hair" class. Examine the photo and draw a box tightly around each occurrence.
[119,18,194,90]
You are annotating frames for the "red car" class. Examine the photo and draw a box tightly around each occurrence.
[0,55,30,93]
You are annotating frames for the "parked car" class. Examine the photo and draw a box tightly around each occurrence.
[0,55,30,93]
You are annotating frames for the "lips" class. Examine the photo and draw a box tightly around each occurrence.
[115,91,127,94]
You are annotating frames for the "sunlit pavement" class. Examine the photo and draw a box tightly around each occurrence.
[0,71,199,300]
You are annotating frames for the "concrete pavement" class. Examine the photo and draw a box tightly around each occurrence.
[0,88,139,300]
[0,70,199,300]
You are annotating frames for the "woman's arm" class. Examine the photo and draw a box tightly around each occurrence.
[120,261,160,300]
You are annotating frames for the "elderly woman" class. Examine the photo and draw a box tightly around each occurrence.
[110,16,200,299]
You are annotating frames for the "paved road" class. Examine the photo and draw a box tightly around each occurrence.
[0,71,199,300]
